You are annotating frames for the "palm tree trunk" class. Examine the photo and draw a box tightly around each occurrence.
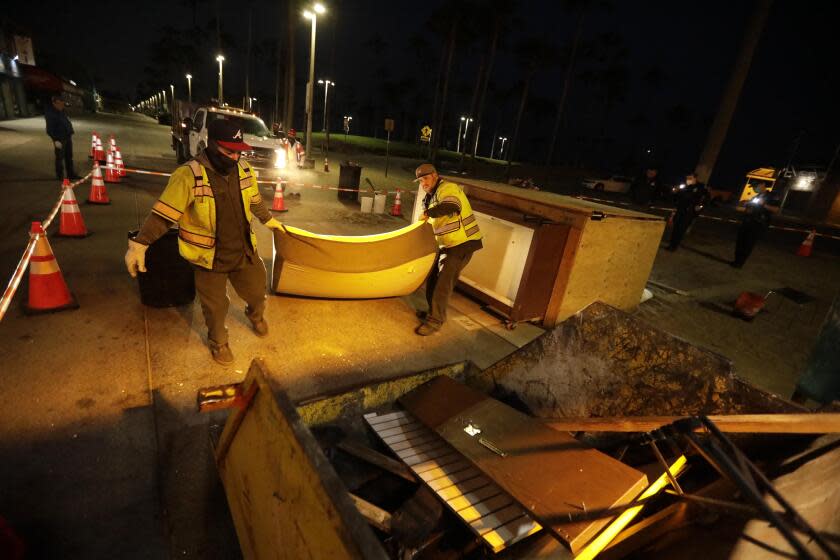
[469,19,500,172]
[546,10,585,166]
[431,21,458,163]
[283,0,296,130]
[506,73,532,179]
[694,0,772,184]
[458,52,486,170]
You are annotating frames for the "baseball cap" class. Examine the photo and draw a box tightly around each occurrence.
[208,118,252,151]
[414,163,437,181]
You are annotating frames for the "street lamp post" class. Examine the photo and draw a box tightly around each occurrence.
[170,84,175,115]
[303,3,325,165]
[216,55,225,105]
[317,79,334,132]
[456,116,466,153]
[185,74,192,104]
[343,115,352,142]
[499,136,508,159]
[463,117,473,145]
[490,136,497,159]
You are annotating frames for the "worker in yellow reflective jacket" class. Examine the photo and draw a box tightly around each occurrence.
[124,119,285,365]
[415,163,483,336]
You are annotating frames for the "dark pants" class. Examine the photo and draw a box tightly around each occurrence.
[194,257,267,345]
[425,243,476,327]
[53,136,76,180]
[734,220,765,267]
[668,208,695,250]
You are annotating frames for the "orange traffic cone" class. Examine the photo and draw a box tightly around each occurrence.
[94,136,105,162]
[390,188,403,216]
[796,229,816,257]
[25,222,79,314]
[89,132,98,159]
[115,149,126,176]
[56,180,89,237]
[272,181,288,212]
[109,135,117,154]
[104,152,120,183]
[87,162,111,204]
[324,157,329,172]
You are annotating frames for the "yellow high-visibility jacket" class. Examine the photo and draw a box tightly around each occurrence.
[150,159,262,269]
[427,181,482,249]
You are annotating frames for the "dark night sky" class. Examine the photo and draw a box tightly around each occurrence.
[13,0,840,188]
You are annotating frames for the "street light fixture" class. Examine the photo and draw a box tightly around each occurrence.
[456,116,470,153]
[302,3,326,164]
[170,84,175,113]
[317,79,335,132]
[185,74,192,104]
[216,54,225,105]
[498,136,508,159]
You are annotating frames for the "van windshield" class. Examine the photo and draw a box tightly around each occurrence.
[206,112,271,137]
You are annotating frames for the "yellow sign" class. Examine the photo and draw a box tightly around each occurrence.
[420,125,432,143]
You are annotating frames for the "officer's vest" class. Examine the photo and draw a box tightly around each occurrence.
[427,181,482,249]
[151,159,262,269]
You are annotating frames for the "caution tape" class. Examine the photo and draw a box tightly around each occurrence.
[0,171,93,323]
[577,194,840,241]
[123,167,406,196]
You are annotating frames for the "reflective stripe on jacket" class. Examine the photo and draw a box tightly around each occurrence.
[151,159,261,269]
[427,181,482,249]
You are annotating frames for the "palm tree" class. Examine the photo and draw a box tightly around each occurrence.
[459,0,517,171]
[694,0,773,184]
[506,36,558,177]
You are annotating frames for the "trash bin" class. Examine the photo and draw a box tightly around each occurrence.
[128,228,195,308]
[338,161,362,201]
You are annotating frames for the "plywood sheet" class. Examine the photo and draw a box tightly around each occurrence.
[216,360,388,560]
[555,216,664,321]
[399,376,648,553]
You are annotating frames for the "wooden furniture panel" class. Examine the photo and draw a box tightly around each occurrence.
[399,376,648,553]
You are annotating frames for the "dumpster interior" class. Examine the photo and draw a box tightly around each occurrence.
[203,303,840,559]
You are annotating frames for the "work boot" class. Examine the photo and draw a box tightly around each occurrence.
[246,306,269,337]
[209,341,234,365]
[415,322,440,336]
[250,317,269,338]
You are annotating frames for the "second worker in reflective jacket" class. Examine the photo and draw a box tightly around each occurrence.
[414,163,483,336]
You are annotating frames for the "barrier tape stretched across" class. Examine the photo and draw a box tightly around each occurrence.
[0,171,93,323]
[124,167,405,196]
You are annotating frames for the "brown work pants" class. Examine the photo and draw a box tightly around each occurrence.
[194,257,267,345]
[425,243,476,327]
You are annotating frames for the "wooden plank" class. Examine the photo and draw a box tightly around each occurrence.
[436,475,492,500]
[457,492,513,523]
[413,452,463,474]
[400,376,648,554]
[417,459,473,483]
[336,440,416,483]
[544,413,840,434]
[427,467,482,492]
[446,484,503,513]
[215,359,388,560]
[350,494,392,534]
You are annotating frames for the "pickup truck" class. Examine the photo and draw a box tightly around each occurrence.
[171,103,290,177]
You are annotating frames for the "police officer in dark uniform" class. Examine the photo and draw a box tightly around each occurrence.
[630,167,659,206]
[667,172,709,251]
[732,181,779,268]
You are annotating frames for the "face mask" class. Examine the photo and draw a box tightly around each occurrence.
[206,141,238,174]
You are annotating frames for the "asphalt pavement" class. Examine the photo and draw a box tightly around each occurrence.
[0,111,837,558]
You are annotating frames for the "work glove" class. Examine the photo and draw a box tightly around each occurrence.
[265,218,286,232]
[54,141,62,149]
[125,239,149,278]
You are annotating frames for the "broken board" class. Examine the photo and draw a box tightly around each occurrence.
[399,376,649,553]
[364,410,542,553]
